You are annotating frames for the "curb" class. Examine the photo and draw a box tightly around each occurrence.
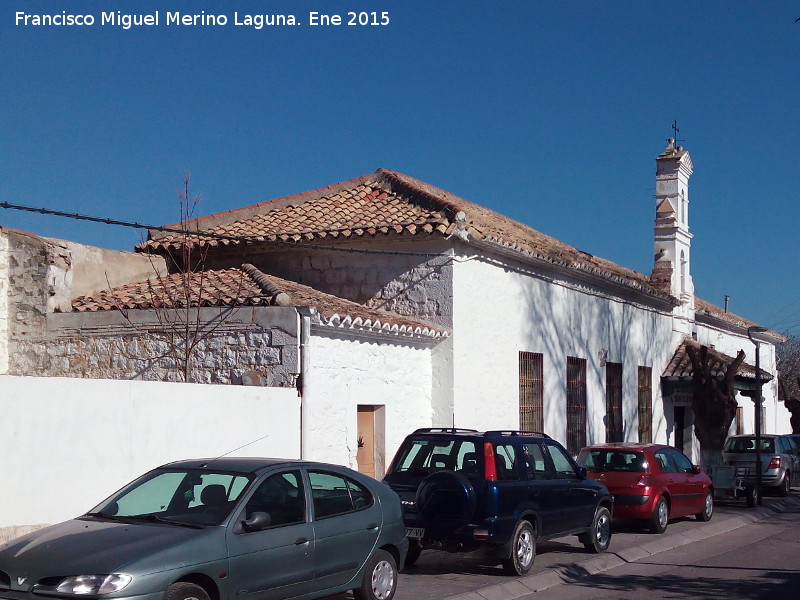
[446,496,800,600]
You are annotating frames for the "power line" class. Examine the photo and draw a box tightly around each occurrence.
[0,200,440,258]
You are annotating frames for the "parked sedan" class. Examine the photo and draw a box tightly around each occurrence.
[577,443,713,534]
[0,458,407,600]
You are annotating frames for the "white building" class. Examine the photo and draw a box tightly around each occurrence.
[0,140,787,537]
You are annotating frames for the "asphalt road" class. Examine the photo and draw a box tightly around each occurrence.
[517,498,800,600]
[391,494,800,600]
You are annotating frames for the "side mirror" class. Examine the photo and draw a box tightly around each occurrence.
[242,512,272,532]
[576,466,588,479]
[692,466,703,475]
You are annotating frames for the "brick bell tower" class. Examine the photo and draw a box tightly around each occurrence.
[651,138,695,325]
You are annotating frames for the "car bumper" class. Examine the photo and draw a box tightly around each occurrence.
[610,493,655,520]
[0,593,164,600]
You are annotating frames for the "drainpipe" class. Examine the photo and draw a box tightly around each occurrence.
[296,307,316,460]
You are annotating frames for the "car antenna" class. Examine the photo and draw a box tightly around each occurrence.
[201,434,272,467]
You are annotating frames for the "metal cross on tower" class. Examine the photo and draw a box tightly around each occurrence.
[671,120,685,147]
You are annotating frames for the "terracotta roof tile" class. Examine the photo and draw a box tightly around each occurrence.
[71,264,446,339]
[136,169,667,300]
[662,337,772,381]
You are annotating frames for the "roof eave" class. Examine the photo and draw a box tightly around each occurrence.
[468,237,678,311]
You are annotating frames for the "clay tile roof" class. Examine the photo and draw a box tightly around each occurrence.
[662,337,772,382]
[71,264,446,339]
[72,266,280,311]
[136,168,667,300]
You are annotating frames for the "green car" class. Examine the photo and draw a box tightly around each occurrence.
[0,458,407,600]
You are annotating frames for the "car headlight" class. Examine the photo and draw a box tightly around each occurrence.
[55,574,132,595]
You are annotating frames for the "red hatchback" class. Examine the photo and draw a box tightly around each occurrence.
[576,443,714,534]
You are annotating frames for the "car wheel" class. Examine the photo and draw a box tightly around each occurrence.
[648,497,669,534]
[416,471,476,533]
[501,520,536,576]
[581,506,612,553]
[778,473,791,497]
[353,549,397,600]
[404,541,422,567]
[696,490,714,521]
[163,583,210,600]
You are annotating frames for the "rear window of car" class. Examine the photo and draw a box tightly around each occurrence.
[577,449,647,473]
[724,437,775,453]
[391,438,480,478]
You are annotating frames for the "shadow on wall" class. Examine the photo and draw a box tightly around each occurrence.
[516,264,665,444]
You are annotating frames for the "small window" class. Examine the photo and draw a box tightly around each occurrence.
[309,471,374,519]
[494,444,519,480]
[566,357,587,455]
[668,449,694,473]
[245,471,305,527]
[392,438,477,476]
[548,444,578,480]
[577,450,647,473]
[522,443,548,480]
[654,449,677,473]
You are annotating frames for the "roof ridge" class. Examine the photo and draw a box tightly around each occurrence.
[240,263,292,306]
[375,169,467,221]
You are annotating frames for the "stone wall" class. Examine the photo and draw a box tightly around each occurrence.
[207,238,455,328]
[2,228,72,340]
[8,306,301,387]
[0,229,9,373]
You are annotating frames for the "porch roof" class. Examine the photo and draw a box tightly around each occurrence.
[662,338,772,383]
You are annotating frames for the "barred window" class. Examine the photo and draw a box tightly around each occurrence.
[606,362,623,442]
[566,357,587,455]
[638,366,653,443]
[519,352,544,432]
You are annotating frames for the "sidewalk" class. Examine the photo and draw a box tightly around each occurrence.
[396,495,800,600]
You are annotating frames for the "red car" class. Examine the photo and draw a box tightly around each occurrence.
[576,443,714,534]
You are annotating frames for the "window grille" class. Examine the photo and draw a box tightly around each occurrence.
[637,366,653,443]
[519,352,544,432]
[566,356,587,455]
[606,362,623,442]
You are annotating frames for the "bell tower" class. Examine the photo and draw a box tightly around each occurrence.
[651,138,695,320]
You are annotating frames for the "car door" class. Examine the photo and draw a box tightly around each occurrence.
[666,448,706,516]
[544,443,597,531]
[521,442,562,537]
[226,469,315,600]
[307,469,381,591]
[653,448,688,516]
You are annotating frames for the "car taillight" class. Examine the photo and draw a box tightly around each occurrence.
[636,476,652,486]
[484,442,497,481]
[768,457,781,470]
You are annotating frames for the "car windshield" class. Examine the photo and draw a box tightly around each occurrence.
[87,468,254,526]
[391,438,480,478]
[577,450,648,473]
[724,437,775,453]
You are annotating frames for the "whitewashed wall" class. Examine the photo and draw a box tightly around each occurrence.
[450,252,681,447]
[0,375,299,537]
[302,331,433,472]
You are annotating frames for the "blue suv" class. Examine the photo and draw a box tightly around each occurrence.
[383,429,613,575]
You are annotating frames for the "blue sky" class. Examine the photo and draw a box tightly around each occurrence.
[2,1,799,335]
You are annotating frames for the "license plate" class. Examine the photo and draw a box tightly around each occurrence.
[405,527,425,539]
